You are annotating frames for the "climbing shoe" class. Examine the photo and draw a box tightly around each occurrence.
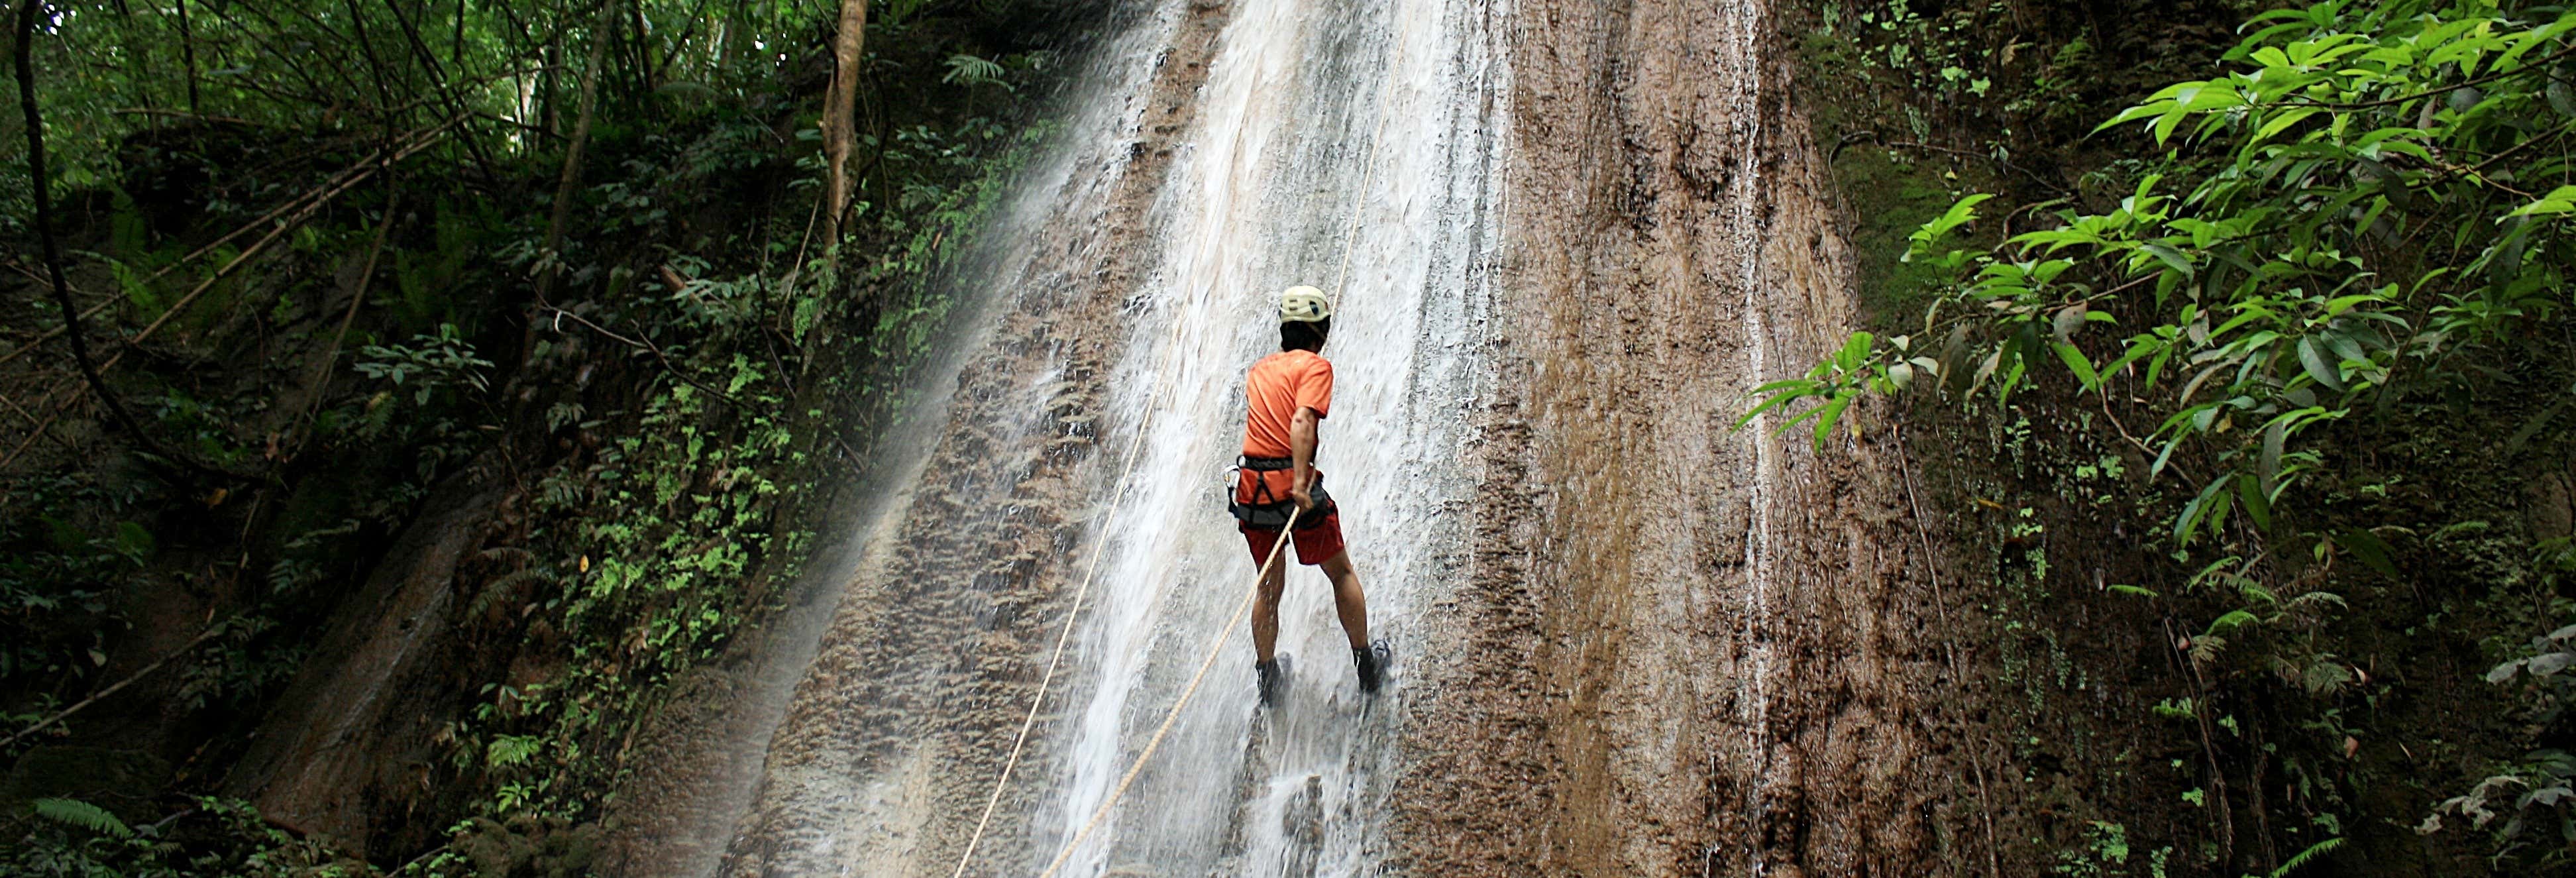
[1257,655,1288,707]
[1352,639,1391,694]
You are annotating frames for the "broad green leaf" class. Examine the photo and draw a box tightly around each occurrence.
[2255,107,2322,144]
[2296,337,2345,392]
[2178,474,2232,545]
[2323,331,2369,367]
[1837,331,1876,369]
[2321,294,2383,318]
[2236,473,2272,532]
[2095,101,2175,134]
[1734,380,1821,428]
[2510,185,2576,217]
[2259,417,2285,496]
[2332,529,2398,578]
[1811,393,1855,449]
[113,521,154,563]
[1907,195,1995,260]
[2053,342,2102,389]
[2153,106,2190,144]
[2141,243,2196,278]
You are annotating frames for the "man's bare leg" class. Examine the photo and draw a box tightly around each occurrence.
[1252,547,1289,663]
[1319,551,1368,649]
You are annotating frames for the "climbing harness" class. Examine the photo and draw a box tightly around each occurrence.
[948,6,1416,875]
[1226,455,1336,530]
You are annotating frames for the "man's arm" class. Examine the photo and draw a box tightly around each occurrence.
[1289,406,1320,511]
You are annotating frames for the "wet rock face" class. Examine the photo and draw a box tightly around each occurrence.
[617,0,1946,873]
[696,3,1245,876]
[222,463,506,859]
[1393,0,1943,874]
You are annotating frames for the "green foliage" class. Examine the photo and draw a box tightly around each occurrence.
[7,796,358,877]
[1783,0,2576,457]
[5,0,1077,867]
[354,324,496,406]
[30,798,133,838]
[1816,0,1997,106]
[1772,1,2576,614]
[2053,820,2133,877]
[943,54,1012,90]
[2417,539,2576,864]
[2267,837,2343,877]
[0,474,150,698]
[1784,0,2576,869]
[384,0,1062,833]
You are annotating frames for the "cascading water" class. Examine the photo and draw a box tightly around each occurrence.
[1043,0,1503,871]
[702,0,1507,875]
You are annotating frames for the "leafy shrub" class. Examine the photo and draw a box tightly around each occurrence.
[1768,0,2576,867]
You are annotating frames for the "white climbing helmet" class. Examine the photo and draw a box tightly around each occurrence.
[1278,286,1332,323]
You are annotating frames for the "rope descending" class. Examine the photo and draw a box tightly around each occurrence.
[947,8,1413,873]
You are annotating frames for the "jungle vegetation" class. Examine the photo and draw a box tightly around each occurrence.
[1,0,1087,873]
[1784,0,2576,873]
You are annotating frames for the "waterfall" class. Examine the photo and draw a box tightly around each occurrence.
[1046,0,1503,871]
[703,0,1508,875]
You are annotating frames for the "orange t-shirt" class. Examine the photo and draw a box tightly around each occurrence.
[1238,350,1332,504]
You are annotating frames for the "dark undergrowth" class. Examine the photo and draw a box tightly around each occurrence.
[1,1,1105,873]
[1796,1,2575,875]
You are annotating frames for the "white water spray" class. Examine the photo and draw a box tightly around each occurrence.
[1725,0,1778,872]
[1033,0,1504,873]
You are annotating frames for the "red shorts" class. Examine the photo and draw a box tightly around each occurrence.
[1240,509,1345,567]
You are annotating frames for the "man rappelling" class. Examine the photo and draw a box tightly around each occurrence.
[1231,286,1391,707]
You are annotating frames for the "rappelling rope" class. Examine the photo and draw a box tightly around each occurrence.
[1322,9,1409,311]
[945,311,1195,878]
[1034,513,1294,878]
[947,7,1413,876]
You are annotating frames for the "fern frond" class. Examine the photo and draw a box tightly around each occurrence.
[941,54,1009,88]
[30,798,134,838]
[2270,837,2343,877]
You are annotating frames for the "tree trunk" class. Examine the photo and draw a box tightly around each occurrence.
[533,0,617,304]
[541,36,561,138]
[820,0,866,256]
[718,0,751,80]
[15,0,185,474]
[174,0,201,113]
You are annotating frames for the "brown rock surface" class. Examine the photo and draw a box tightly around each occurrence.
[1390,0,1953,873]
